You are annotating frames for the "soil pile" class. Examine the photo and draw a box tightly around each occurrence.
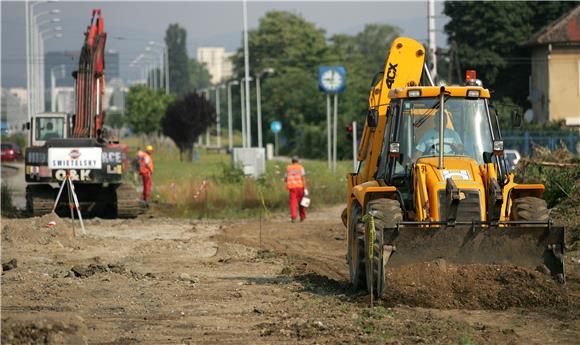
[383,259,568,310]
[2,213,78,247]
[1,314,87,345]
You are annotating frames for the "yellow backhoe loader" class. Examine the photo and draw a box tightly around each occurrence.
[344,37,565,296]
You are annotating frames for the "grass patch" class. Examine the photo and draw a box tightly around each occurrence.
[150,150,352,218]
[255,249,277,260]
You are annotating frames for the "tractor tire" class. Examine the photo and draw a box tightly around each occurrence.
[364,198,403,297]
[510,196,550,222]
[347,201,366,290]
[26,185,55,217]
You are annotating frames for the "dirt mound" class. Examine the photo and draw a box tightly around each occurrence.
[1,314,87,345]
[214,242,257,262]
[382,259,569,310]
[2,213,78,247]
[69,263,155,280]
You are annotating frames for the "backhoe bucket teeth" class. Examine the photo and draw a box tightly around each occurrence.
[382,225,565,282]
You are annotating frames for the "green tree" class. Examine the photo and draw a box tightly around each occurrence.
[443,1,578,106]
[231,12,402,159]
[165,24,190,95]
[125,85,174,135]
[231,11,328,157]
[189,59,212,90]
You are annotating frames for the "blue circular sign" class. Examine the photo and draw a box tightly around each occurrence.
[270,121,282,133]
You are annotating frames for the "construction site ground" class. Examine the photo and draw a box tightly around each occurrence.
[2,206,579,345]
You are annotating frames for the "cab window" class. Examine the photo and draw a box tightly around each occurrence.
[35,117,65,141]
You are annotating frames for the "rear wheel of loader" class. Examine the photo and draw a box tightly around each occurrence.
[347,201,366,290]
[364,198,403,297]
[510,196,550,222]
[115,183,144,218]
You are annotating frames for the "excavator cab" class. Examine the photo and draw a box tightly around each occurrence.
[29,112,69,147]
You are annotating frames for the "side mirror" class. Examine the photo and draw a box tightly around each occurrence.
[511,108,522,128]
[367,108,378,129]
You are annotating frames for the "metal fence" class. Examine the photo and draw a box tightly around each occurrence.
[502,131,580,156]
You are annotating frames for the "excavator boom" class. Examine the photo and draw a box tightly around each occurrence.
[73,9,107,139]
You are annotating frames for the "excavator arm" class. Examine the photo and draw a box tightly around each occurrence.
[73,9,107,139]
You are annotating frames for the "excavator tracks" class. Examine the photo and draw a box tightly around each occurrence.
[26,185,56,217]
[115,183,144,219]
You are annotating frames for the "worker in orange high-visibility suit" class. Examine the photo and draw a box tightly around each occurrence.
[138,145,155,205]
[285,156,307,223]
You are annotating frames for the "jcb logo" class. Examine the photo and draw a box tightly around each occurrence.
[385,63,398,89]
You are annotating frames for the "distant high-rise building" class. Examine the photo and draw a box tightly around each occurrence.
[197,47,234,84]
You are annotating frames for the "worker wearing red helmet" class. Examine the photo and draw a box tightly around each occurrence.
[138,145,155,205]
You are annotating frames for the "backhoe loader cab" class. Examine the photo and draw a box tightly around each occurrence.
[377,85,508,221]
[345,39,566,297]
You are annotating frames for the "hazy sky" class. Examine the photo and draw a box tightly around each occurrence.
[1,0,448,87]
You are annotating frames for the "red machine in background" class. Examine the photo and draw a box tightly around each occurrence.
[24,10,142,218]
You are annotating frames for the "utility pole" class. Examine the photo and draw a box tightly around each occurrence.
[242,0,252,147]
[25,0,31,127]
[428,0,437,82]
[333,93,338,172]
[240,81,246,147]
[326,94,331,169]
[227,80,239,150]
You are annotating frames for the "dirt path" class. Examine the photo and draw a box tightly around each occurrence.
[2,207,579,344]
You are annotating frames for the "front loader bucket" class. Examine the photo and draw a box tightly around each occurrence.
[382,224,565,282]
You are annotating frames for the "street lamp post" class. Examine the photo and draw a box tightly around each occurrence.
[27,2,58,117]
[242,0,252,146]
[240,81,246,147]
[145,46,163,90]
[50,64,65,112]
[31,10,60,114]
[227,80,239,150]
[242,77,253,147]
[148,41,169,95]
[129,63,146,84]
[255,68,274,149]
[215,85,225,149]
[201,88,212,147]
[39,26,62,112]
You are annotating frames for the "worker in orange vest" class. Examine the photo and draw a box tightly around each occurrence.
[138,145,155,205]
[285,156,307,223]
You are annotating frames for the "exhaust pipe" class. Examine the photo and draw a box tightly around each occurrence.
[439,86,445,169]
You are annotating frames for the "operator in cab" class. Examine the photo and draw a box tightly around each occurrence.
[415,111,464,157]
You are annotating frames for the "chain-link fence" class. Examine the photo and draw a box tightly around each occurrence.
[502,131,579,156]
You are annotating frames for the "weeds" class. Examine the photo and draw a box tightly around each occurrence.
[1,184,17,217]
[516,146,580,241]
[153,153,351,218]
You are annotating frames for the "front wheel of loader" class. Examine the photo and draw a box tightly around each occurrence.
[364,198,403,297]
[510,196,550,222]
[347,201,366,290]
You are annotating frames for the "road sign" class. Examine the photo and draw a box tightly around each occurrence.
[270,121,282,133]
[319,66,346,93]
